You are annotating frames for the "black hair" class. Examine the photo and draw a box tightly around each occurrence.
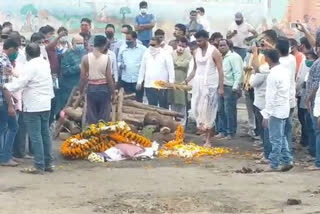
[26,43,41,58]
[218,39,230,46]
[196,7,205,13]
[276,36,290,56]
[30,32,45,42]
[0,24,2,32]
[150,36,161,45]
[210,32,223,41]
[305,50,318,60]
[178,37,189,45]
[175,24,186,35]
[264,49,280,63]
[39,25,55,35]
[81,18,92,25]
[139,1,148,8]
[300,37,312,50]
[2,21,12,28]
[262,29,278,44]
[154,29,165,36]
[288,38,298,47]
[122,24,133,32]
[8,31,21,46]
[57,26,68,34]
[190,10,197,15]
[94,35,107,48]
[128,31,138,39]
[194,30,209,39]
[106,24,115,30]
[3,38,19,50]
[20,35,26,40]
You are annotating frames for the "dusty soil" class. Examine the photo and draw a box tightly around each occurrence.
[1,107,320,214]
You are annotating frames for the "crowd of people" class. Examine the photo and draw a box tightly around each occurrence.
[0,1,320,174]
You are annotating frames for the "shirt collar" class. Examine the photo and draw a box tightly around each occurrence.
[223,51,232,58]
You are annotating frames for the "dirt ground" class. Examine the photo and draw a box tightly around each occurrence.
[1,107,320,214]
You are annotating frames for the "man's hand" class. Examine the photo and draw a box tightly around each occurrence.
[218,86,224,96]
[136,83,142,91]
[8,105,16,117]
[297,23,307,33]
[58,31,68,38]
[262,118,268,129]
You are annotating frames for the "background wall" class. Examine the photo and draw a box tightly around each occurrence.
[0,0,290,40]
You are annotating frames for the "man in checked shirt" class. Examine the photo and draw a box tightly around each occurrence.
[306,38,320,171]
[0,38,20,167]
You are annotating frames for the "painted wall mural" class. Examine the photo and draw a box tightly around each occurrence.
[0,0,289,39]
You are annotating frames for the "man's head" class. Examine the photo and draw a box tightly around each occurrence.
[196,7,205,16]
[93,35,107,52]
[105,24,115,40]
[57,26,68,35]
[177,37,189,54]
[210,32,223,48]
[126,31,138,48]
[30,32,45,45]
[305,50,318,68]
[3,38,19,61]
[20,35,26,47]
[263,49,280,66]
[139,1,148,14]
[276,36,290,57]
[262,29,278,49]
[189,41,198,53]
[288,38,298,54]
[194,30,209,49]
[72,34,84,51]
[218,39,230,55]
[190,10,198,22]
[80,18,92,34]
[25,43,41,61]
[2,21,13,31]
[154,29,165,43]
[39,25,55,40]
[174,24,186,39]
[149,37,161,48]
[235,12,244,26]
[121,24,133,34]
[8,31,21,46]
[299,37,312,54]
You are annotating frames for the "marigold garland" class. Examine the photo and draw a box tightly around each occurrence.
[60,121,151,160]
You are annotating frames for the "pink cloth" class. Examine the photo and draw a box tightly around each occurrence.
[114,144,144,158]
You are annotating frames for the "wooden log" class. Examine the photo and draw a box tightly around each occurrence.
[81,95,87,129]
[122,106,147,115]
[123,93,136,100]
[111,104,116,122]
[117,88,124,121]
[72,93,83,109]
[123,99,183,118]
[64,107,83,122]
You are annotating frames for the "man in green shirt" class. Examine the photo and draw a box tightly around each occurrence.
[216,39,243,139]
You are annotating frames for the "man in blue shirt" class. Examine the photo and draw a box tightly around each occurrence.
[185,10,204,37]
[118,31,146,102]
[135,1,155,48]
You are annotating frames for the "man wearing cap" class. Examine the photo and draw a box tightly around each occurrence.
[227,12,257,60]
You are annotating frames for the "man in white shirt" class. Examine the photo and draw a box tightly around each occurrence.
[277,37,297,153]
[227,12,257,60]
[196,7,211,34]
[154,29,173,55]
[261,49,293,172]
[4,43,54,174]
[137,37,174,108]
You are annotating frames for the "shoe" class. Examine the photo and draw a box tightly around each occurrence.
[215,133,225,139]
[24,155,33,159]
[1,159,19,167]
[224,135,233,140]
[45,166,55,173]
[255,157,269,164]
[281,164,294,172]
[265,166,280,172]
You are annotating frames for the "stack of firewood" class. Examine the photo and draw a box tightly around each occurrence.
[54,88,183,140]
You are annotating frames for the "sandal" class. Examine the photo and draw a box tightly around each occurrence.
[21,167,44,175]
[45,167,54,173]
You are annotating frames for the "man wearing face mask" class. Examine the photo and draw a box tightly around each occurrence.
[169,24,187,50]
[0,38,20,167]
[30,32,48,60]
[135,1,155,48]
[59,35,87,110]
[155,29,173,55]
[79,18,92,51]
[227,12,257,60]
[137,37,174,108]
[4,43,54,174]
[118,31,146,102]
[105,24,121,59]
[168,37,192,125]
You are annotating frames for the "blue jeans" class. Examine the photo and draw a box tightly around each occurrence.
[268,116,293,169]
[311,112,320,168]
[307,112,316,157]
[285,108,294,153]
[217,86,238,136]
[0,104,18,163]
[24,111,53,170]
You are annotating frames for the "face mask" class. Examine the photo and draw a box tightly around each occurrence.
[140,8,147,14]
[305,60,314,68]
[126,40,134,48]
[9,52,18,61]
[75,44,84,51]
[106,32,114,39]
[235,20,243,25]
